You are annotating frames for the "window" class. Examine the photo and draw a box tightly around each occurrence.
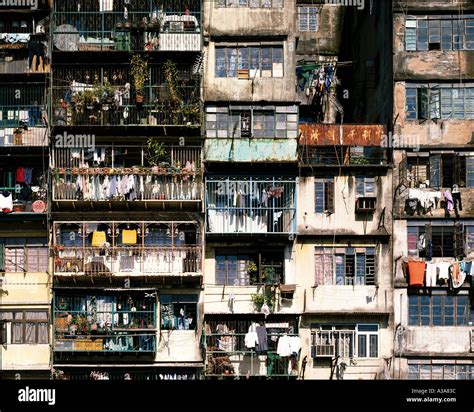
[405,15,474,51]
[205,105,298,139]
[408,294,474,326]
[355,177,376,197]
[0,311,48,344]
[314,178,334,213]
[406,83,474,120]
[215,46,283,78]
[216,0,283,7]
[409,362,474,380]
[311,324,379,359]
[160,295,198,331]
[216,252,284,286]
[2,238,48,272]
[314,247,376,286]
[407,224,465,258]
[298,6,318,32]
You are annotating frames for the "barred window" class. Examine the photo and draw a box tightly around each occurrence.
[314,246,376,286]
[408,362,474,380]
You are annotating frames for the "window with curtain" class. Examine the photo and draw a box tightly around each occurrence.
[314,247,376,286]
[3,238,48,272]
[0,310,48,344]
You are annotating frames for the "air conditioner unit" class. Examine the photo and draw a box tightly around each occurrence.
[311,344,335,358]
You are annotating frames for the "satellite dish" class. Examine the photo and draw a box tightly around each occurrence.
[54,24,79,51]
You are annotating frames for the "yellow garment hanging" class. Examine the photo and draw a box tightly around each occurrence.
[122,229,137,244]
[92,231,106,247]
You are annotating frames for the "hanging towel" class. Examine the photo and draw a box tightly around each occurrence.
[425,262,437,287]
[450,262,465,288]
[444,190,454,211]
[122,229,137,244]
[244,332,259,349]
[407,260,426,287]
[437,262,451,280]
[16,167,25,183]
[92,231,106,247]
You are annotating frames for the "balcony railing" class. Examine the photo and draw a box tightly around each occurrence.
[52,168,202,202]
[299,146,388,166]
[52,63,200,127]
[53,0,201,52]
[206,177,296,234]
[0,84,48,146]
[204,318,299,378]
[54,246,201,276]
[54,294,156,353]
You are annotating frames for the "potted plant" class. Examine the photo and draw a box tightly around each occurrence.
[251,293,265,312]
[248,260,258,284]
[263,267,277,285]
[130,54,149,105]
[145,139,168,171]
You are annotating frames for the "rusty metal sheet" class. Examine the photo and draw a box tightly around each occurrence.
[299,124,386,146]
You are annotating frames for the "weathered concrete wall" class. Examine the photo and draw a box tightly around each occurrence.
[393,0,474,12]
[203,0,294,37]
[155,330,202,363]
[296,6,345,56]
[393,14,474,80]
[1,345,51,370]
[0,272,50,305]
[203,40,297,102]
[296,174,393,236]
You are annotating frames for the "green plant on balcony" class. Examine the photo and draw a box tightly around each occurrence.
[163,59,181,106]
[144,139,169,168]
[263,267,278,285]
[74,89,97,113]
[251,291,275,312]
[130,54,149,104]
[248,260,258,284]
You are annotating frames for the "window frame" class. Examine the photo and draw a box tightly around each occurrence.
[314,246,376,286]
[408,362,474,380]
[355,176,376,197]
[311,323,379,359]
[0,310,49,344]
[159,294,198,331]
[314,177,335,214]
[298,5,319,32]
[215,45,284,78]
[408,294,473,326]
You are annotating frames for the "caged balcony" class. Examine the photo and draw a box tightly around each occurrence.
[51,145,202,206]
[298,124,389,167]
[0,84,48,146]
[53,221,202,277]
[51,63,201,128]
[53,292,157,354]
[52,0,202,52]
[206,176,296,235]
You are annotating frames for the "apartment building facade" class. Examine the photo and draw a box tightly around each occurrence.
[0,0,51,379]
[392,0,474,380]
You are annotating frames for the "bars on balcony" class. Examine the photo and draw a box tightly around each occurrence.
[52,64,200,126]
[53,0,201,52]
[299,146,388,166]
[0,83,48,146]
[53,221,201,276]
[206,176,296,234]
[53,293,156,353]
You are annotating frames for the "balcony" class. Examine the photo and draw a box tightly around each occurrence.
[204,316,299,378]
[206,176,296,234]
[298,124,388,167]
[53,221,202,277]
[0,83,48,146]
[52,63,201,128]
[53,292,156,354]
[51,145,202,208]
[53,0,201,52]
